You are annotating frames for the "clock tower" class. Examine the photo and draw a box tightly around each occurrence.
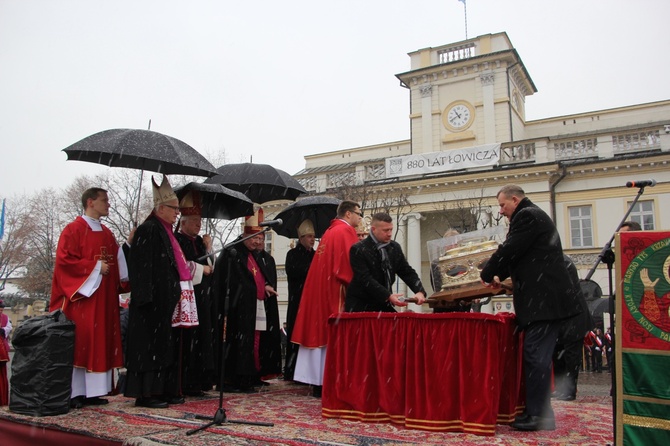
[396,32,536,155]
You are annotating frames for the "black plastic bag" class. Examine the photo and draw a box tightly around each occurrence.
[9,310,75,416]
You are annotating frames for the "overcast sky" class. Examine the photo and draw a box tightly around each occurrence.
[1,0,669,199]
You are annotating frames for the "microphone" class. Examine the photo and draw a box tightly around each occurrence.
[626,179,656,188]
[259,218,283,227]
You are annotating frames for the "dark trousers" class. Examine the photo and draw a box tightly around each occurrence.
[553,337,582,398]
[523,320,561,418]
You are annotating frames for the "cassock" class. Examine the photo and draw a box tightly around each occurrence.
[50,215,129,398]
[291,219,358,385]
[175,231,216,393]
[215,240,282,389]
[124,215,184,399]
[284,242,314,380]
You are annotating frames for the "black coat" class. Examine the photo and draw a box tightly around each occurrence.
[345,236,426,313]
[559,256,592,343]
[480,197,581,328]
[285,243,314,340]
[215,241,282,378]
[126,215,181,374]
[175,231,216,388]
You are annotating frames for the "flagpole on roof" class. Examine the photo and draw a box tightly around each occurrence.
[459,0,468,40]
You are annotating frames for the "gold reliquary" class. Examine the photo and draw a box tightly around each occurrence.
[427,231,511,309]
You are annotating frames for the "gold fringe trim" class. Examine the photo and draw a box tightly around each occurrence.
[623,414,670,430]
[322,408,497,435]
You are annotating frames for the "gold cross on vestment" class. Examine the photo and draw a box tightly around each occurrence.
[94,246,115,265]
[251,266,258,276]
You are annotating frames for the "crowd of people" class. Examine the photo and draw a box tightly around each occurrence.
[2,180,626,436]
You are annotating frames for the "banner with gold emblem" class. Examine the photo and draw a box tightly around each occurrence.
[616,230,670,445]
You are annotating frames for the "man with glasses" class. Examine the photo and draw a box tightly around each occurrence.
[124,176,204,408]
[214,208,282,392]
[291,200,362,397]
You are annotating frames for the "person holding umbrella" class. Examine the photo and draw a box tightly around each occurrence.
[174,191,215,396]
[124,176,203,409]
[284,219,316,381]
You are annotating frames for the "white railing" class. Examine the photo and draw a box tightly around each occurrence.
[612,130,660,154]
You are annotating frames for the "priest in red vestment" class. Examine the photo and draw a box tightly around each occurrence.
[291,200,362,397]
[50,187,130,409]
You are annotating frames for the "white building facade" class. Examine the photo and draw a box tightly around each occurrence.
[266,32,670,318]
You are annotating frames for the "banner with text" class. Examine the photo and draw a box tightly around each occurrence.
[616,230,670,445]
[385,144,501,178]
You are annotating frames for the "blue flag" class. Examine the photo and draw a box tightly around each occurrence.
[0,199,5,240]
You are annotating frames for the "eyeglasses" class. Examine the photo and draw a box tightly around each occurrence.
[162,204,181,212]
[352,210,364,217]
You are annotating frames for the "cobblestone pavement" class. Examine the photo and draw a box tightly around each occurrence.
[576,369,614,397]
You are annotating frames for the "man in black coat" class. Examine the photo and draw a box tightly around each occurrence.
[125,176,187,409]
[174,198,215,395]
[345,212,426,312]
[284,219,315,380]
[215,209,282,391]
[480,184,581,431]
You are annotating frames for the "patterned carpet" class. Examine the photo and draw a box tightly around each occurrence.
[0,379,614,445]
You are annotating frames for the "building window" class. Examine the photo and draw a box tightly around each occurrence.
[264,231,273,254]
[627,200,655,230]
[569,205,593,248]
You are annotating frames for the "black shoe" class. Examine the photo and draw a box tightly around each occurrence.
[84,397,109,406]
[161,395,185,405]
[556,394,576,401]
[254,379,271,387]
[70,396,85,409]
[312,385,322,398]
[135,397,168,409]
[512,412,529,424]
[511,415,556,431]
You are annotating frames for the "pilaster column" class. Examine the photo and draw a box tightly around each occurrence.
[403,212,423,312]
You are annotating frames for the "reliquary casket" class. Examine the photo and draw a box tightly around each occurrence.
[428,237,510,309]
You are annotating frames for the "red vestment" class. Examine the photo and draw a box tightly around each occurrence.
[291,219,358,348]
[0,313,8,405]
[50,216,125,373]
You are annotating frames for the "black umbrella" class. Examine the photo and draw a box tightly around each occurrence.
[589,298,611,320]
[204,163,307,204]
[63,128,219,223]
[174,182,254,220]
[62,128,218,177]
[273,196,341,239]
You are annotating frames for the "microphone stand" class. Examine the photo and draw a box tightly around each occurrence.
[187,227,274,435]
[583,183,649,445]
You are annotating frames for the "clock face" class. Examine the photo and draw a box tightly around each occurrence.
[443,101,474,132]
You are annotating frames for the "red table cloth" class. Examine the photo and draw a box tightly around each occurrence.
[322,312,524,436]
